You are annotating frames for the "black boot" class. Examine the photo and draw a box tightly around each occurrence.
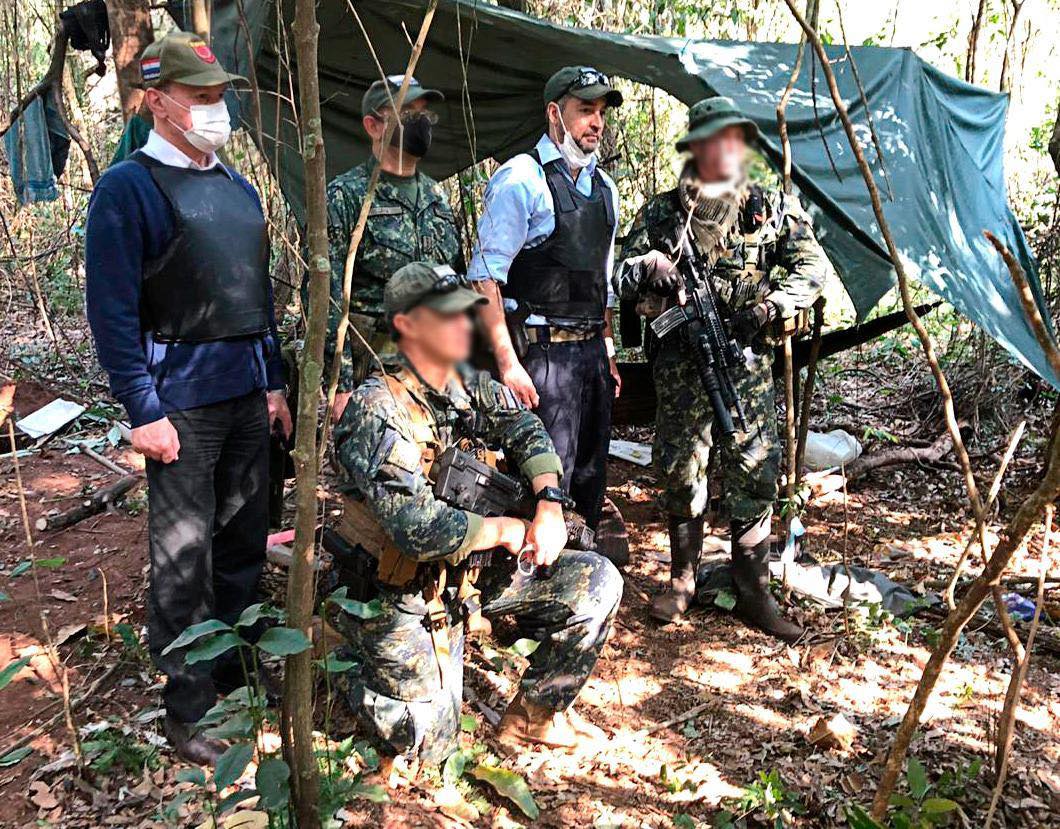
[164,715,228,766]
[650,515,704,624]
[730,517,804,643]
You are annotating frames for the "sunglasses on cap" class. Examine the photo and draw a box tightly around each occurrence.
[400,267,470,314]
[370,108,440,125]
[566,69,611,94]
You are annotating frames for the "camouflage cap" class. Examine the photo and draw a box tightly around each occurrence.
[676,96,758,151]
[384,263,485,319]
[544,66,623,107]
[137,31,246,89]
[362,75,444,117]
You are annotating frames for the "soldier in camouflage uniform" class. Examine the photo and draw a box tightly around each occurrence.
[615,97,834,640]
[324,75,464,422]
[333,261,621,764]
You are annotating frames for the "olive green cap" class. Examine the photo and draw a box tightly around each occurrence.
[384,262,485,318]
[676,96,758,151]
[137,31,247,89]
[362,75,444,116]
[543,66,623,107]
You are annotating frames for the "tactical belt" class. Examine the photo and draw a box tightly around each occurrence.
[526,325,602,345]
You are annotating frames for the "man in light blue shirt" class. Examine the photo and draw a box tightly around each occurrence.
[468,67,623,534]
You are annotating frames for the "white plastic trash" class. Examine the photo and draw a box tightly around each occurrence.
[803,429,863,471]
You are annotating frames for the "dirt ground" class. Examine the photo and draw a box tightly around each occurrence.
[1,380,1058,828]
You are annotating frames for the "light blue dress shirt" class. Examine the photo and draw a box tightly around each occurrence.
[467,134,618,324]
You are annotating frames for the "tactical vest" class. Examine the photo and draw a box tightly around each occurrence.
[505,149,615,326]
[132,152,271,343]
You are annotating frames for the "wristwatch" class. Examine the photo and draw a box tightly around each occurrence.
[536,486,574,509]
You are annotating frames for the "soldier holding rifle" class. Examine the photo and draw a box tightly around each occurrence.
[615,97,833,639]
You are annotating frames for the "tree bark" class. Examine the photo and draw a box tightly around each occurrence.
[844,429,954,482]
[999,0,1026,92]
[284,0,327,823]
[105,0,153,122]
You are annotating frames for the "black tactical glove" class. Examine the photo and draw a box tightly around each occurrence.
[732,300,779,341]
[642,249,679,296]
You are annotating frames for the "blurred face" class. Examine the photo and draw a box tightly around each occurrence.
[145,81,228,134]
[393,306,473,365]
[363,97,429,142]
[548,96,607,153]
[690,125,748,182]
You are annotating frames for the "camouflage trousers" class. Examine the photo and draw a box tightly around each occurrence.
[652,342,780,523]
[335,549,621,763]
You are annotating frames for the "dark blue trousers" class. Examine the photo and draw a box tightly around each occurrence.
[523,336,614,529]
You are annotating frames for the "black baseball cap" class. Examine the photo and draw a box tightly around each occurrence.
[543,66,623,107]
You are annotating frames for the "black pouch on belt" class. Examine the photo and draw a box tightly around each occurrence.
[505,304,531,359]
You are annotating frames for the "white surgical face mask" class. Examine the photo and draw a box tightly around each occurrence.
[553,107,595,170]
[161,93,232,154]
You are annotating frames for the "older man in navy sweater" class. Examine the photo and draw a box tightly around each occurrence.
[85,32,291,764]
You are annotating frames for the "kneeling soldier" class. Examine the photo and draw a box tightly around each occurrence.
[332,261,622,763]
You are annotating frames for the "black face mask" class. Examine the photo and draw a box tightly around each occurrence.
[389,113,433,158]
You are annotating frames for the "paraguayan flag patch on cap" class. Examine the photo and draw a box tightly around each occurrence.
[141,56,161,82]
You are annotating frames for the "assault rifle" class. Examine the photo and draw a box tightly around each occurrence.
[431,446,596,555]
[649,234,747,435]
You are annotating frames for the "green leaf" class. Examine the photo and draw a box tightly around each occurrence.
[673,815,695,829]
[329,596,384,620]
[176,767,208,787]
[507,639,539,657]
[350,781,389,802]
[0,591,10,602]
[921,798,959,815]
[442,748,473,785]
[34,557,67,569]
[907,757,930,800]
[714,589,737,611]
[459,714,477,733]
[214,742,255,790]
[255,757,291,810]
[0,657,31,691]
[161,619,233,656]
[217,788,259,815]
[255,627,311,656]
[315,653,358,673]
[469,764,539,819]
[185,632,246,665]
[235,603,284,629]
[0,746,33,767]
[9,561,31,578]
[353,741,380,771]
[845,805,886,829]
[204,711,255,741]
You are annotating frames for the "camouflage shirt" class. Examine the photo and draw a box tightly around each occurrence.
[614,184,832,319]
[334,353,562,563]
[325,159,465,389]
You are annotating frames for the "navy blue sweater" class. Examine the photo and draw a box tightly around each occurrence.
[85,158,284,427]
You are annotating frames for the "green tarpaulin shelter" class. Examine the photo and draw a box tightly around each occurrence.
[192,0,1056,386]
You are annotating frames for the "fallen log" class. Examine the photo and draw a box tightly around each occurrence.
[35,475,141,532]
[844,430,954,482]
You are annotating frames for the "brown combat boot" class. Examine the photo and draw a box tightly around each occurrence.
[730,517,804,644]
[650,515,704,624]
[496,692,607,752]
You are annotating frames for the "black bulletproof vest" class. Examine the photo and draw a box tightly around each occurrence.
[132,152,270,343]
[504,149,615,325]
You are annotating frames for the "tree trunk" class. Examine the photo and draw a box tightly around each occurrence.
[284,0,327,824]
[1048,96,1060,178]
[105,0,153,122]
[965,0,987,83]
[999,0,1026,92]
